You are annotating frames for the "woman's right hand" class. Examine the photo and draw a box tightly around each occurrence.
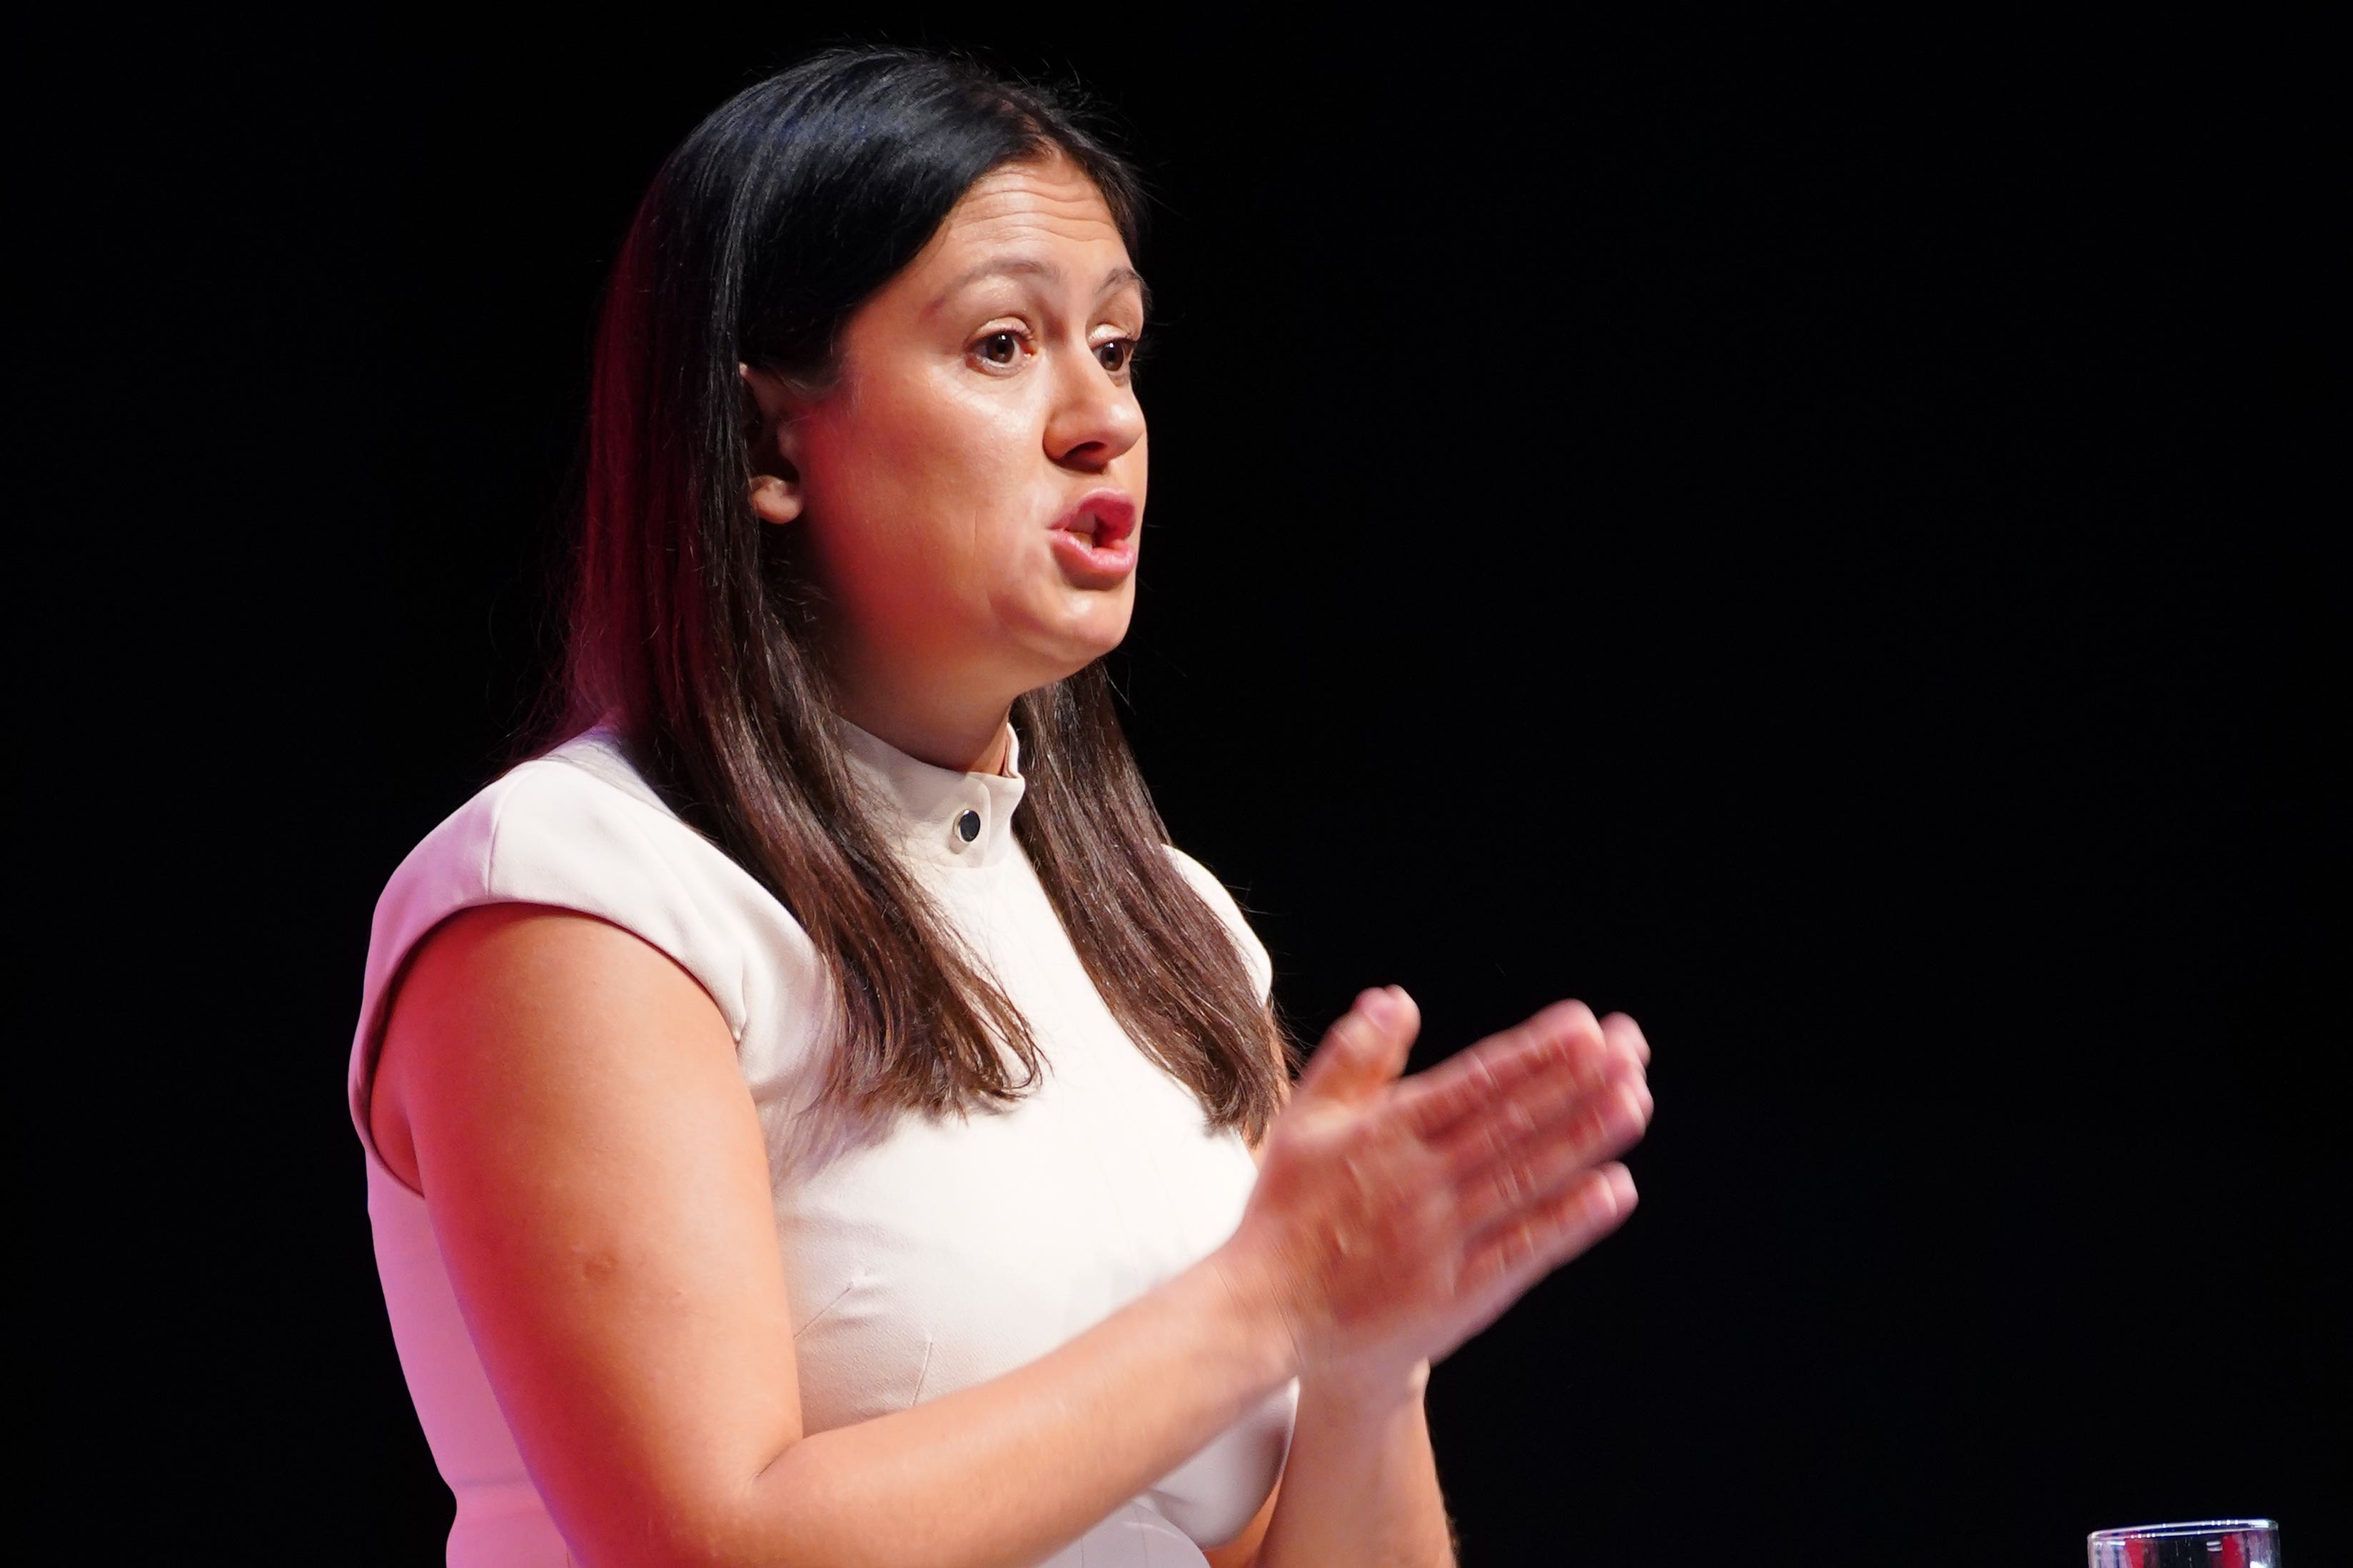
[1212,986,1653,1392]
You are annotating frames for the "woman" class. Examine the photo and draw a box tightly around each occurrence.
[349,46,1653,1568]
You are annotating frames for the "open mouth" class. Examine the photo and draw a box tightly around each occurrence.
[1048,492,1139,580]
[1054,492,1137,547]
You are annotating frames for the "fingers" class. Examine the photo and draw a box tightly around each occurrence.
[1388,1003,1600,1141]
[1294,986,1421,1103]
[1446,1066,1651,1237]
[1442,1039,1650,1176]
[1401,1001,1650,1272]
[1601,1011,1650,1066]
[1458,1161,1640,1310]
[1391,999,1638,1143]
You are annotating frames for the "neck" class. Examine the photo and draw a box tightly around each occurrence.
[828,674,1014,777]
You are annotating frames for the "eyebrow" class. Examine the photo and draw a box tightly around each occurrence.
[932,258,1150,315]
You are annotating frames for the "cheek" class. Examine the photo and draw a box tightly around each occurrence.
[808,379,1041,611]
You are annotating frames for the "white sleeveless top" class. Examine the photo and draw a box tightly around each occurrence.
[346,716,1298,1567]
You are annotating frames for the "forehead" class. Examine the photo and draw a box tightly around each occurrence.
[917,153,1131,274]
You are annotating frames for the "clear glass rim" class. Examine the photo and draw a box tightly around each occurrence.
[2088,1519,2279,1542]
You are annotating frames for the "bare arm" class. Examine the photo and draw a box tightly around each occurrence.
[1196,1368,1456,1568]
[373,911,1648,1568]
[1257,1369,1455,1568]
[376,904,1297,1568]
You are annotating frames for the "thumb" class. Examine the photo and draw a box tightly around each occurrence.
[1296,986,1419,1103]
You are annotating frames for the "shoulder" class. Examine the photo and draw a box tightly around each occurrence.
[371,734,738,970]
[1161,843,1275,1003]
[357,729,795,1080]
[1160,842,1241,919]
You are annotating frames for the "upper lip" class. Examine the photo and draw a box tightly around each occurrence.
[1050,490,1137,545]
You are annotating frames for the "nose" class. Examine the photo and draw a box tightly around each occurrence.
[1042,343,1144,472]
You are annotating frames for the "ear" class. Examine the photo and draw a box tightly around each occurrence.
[740,363,807,527]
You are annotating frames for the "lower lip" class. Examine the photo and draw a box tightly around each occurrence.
[1050,527,1137,586]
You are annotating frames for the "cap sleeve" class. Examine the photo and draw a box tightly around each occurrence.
[348,747,819,1172]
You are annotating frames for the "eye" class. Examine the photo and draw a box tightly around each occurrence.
[974,329,1024,368]
[1094,336,1138,375]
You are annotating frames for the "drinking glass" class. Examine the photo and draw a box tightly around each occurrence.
[2087,1519,2280,1568]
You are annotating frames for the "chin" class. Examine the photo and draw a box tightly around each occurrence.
[1016,626,1130,688]
[1014,593,1132,669]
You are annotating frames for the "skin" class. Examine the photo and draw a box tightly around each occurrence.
[370,153,1655,1568]
[740,152,1148,774]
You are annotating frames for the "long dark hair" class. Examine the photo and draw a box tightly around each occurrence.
[545,46,1297,1141]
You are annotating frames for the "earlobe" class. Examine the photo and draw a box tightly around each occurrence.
[740,362,807,527]
[748,472,803,526]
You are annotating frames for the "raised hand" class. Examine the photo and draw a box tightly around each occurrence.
[1213,986,1652,1392]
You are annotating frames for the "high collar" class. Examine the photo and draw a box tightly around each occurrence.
[830,712,1028,871]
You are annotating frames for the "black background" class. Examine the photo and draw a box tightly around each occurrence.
[44,14,2342,1564]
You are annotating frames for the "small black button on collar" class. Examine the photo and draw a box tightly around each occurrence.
[956,809,982,844]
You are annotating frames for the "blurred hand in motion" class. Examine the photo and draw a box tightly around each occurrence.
[1216,986,1652,1395]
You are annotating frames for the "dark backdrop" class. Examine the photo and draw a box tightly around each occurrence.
[50,16,2341,1564]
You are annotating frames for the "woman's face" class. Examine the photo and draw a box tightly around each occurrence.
[749,151,1148,739]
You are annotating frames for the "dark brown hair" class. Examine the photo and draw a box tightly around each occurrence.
[545,46,1298,1140]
